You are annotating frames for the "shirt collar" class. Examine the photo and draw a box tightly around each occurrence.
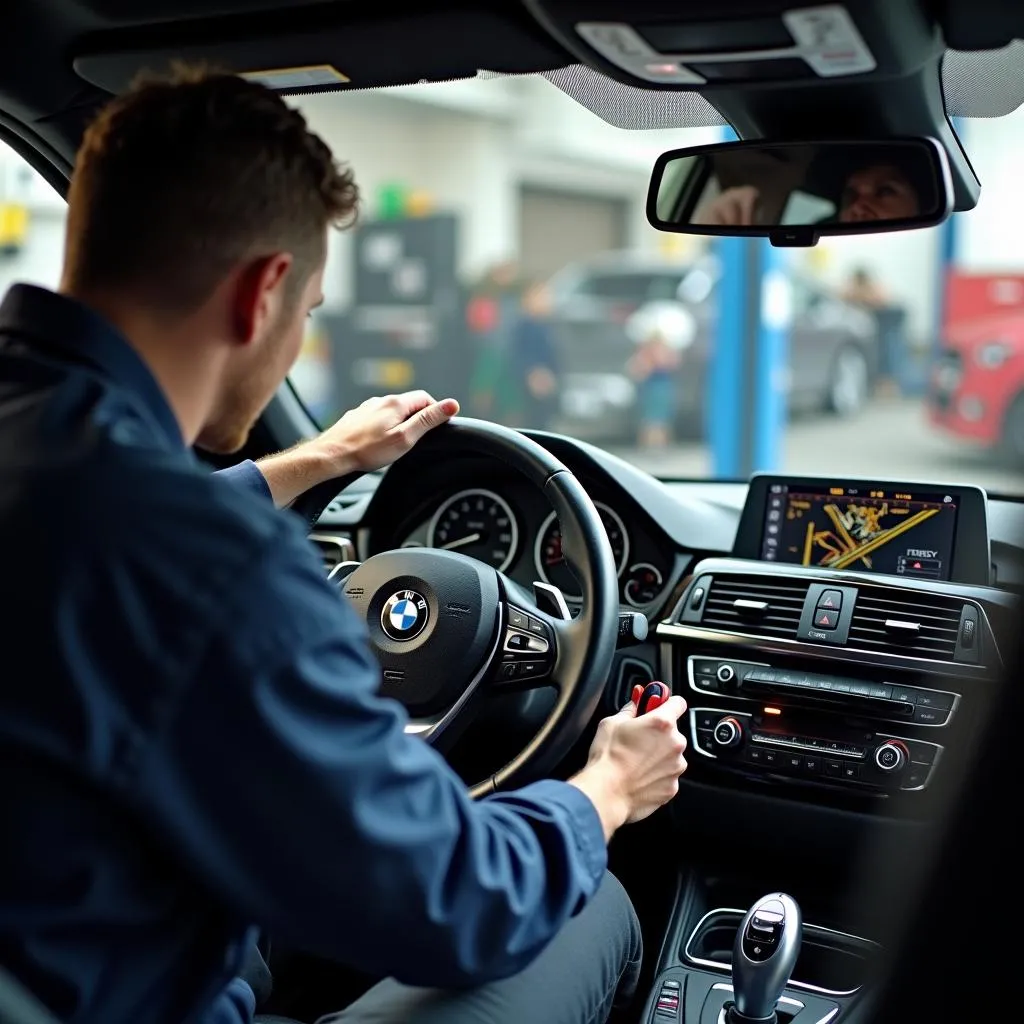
[0,283,184,449]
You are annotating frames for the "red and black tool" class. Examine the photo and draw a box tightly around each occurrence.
[631,681,671,715]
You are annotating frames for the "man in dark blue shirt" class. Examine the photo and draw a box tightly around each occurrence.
[0,68,689,1024]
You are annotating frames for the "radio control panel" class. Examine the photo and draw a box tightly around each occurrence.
[688,656,959,727]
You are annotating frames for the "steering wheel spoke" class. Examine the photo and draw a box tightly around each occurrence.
[489,599,558,692]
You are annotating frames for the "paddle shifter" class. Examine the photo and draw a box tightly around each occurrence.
[728,894,802,1024]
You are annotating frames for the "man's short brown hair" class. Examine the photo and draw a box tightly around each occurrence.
[63,64,358,314]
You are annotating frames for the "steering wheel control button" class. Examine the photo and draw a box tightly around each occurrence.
[508,608,528,630]
[380,590,430,642]
[504,629,549,655]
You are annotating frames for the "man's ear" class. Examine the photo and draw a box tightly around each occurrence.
[231,253,293,346]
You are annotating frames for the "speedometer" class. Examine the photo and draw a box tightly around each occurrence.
[535,503,629,600]
[427,489,519,571]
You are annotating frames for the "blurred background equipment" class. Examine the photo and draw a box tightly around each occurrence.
[0,202,28,256]
[319,211,471,423]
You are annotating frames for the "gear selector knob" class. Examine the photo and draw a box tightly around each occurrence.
[729,893,802,1023]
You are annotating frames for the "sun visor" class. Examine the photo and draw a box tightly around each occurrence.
[71,7,570,94]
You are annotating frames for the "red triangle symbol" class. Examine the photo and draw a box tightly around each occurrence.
[913,562,921,569]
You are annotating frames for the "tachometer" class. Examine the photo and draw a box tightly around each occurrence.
[427,489,519,571]
[624,562,664,607]
[535,503,629,600]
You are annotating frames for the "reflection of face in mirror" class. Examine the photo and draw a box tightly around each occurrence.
[684,146,933,229]
[839,163,921,223]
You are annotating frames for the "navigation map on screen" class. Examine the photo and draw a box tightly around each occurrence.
[760,483,959,580]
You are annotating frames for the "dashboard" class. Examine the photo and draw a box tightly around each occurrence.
[311,431,1022,848]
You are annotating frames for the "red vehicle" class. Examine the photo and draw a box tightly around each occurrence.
[929,273,1024,463]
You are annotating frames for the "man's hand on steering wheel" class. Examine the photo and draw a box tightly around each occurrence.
[257,390,460,507]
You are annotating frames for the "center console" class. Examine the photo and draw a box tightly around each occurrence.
[656,473,1014,812]
[640,473,1017,1022]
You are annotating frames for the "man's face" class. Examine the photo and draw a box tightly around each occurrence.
[197,257,325,454]
[839,164,921,223]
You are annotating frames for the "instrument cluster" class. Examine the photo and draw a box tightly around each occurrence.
[398,486,671,610]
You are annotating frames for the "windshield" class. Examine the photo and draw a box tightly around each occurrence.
[2,72,1021,495]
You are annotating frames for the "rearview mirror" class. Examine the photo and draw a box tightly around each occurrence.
[647,137,953,246]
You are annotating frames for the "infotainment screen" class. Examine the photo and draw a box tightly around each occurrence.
[732,475,991,586]
[759,483,957,579]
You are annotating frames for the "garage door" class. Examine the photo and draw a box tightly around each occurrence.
[518,186,628,280]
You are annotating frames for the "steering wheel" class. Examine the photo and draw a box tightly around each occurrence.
[290,418,621,798]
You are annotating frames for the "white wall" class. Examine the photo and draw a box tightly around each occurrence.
[295,75,721,305]
[955,106,1024,273]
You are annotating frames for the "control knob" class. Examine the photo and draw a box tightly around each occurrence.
[713,716,744,749]
[716,663,736,685]
[874,740,910,773]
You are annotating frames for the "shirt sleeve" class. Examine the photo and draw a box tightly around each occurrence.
[213,461,273,504]
[135,522,607,989]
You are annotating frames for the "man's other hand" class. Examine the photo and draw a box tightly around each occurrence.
[568,693,688,842]
[319,391,460,475]
[255,391,459,507]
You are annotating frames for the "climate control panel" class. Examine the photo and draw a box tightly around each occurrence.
[689,706,941,792]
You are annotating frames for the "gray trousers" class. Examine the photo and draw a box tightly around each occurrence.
[255,872,642,1024]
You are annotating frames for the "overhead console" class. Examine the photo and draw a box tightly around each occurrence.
[657,475,1016,807]
[524,0,939,87]
[523,0,981,210]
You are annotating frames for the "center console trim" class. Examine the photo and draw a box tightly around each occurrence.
[712,982,806,1015]
[685,909,878,998]
[711,983,838,1024]
[659,620,994,679]
[689,708,753,760]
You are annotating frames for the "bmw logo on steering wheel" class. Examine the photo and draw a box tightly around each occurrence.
[381,590,429,641]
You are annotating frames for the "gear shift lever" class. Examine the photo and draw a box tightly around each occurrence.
[728,893,802,1023]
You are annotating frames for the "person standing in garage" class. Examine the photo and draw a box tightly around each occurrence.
[509,278,562,431]
[0,66,689,1024]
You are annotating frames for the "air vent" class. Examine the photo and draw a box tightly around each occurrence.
[848,589,964,660]
[308,532,356,576]
[698,576,809,638]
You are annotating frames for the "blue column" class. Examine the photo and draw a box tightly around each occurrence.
[707,127,790,477]
[751,242,790,472]
[706,234,746,477]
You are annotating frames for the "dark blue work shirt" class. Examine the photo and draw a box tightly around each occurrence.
[0,284,607,1024]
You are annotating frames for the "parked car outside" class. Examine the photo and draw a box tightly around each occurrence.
[546,251,881,442]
